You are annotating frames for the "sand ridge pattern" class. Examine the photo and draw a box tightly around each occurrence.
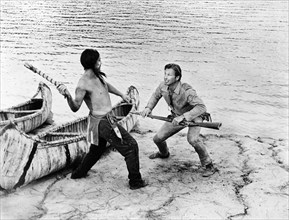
[1,129,288,220]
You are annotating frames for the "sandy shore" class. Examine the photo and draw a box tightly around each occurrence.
[1,119,288,220]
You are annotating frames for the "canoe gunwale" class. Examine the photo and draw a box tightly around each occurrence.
[0,110,39,114]
[39,135,87,148]
[0,82,52,132]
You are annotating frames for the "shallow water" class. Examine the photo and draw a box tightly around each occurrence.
[1,0,288,140]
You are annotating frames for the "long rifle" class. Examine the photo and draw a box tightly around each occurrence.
[132,112,222,130]
[24,63,63,87]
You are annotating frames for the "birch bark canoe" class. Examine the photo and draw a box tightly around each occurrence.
[0,82,52,133]
[0,85,139,191]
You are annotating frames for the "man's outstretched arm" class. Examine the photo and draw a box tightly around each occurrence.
[57,84,85,112]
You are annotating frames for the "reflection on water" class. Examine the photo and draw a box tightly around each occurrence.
[1,0,288,139]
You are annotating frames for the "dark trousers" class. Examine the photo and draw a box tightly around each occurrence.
[72,118,142,184]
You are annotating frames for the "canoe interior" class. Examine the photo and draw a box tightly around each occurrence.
[38,103,133,143]
[112,103,133,119]
[0,99,43,121]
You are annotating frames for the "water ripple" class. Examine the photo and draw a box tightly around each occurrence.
[0,0,288,139]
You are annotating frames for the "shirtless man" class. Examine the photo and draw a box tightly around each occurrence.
[57,49,147,190]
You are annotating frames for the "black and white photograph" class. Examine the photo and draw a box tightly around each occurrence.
[1,0,288,219]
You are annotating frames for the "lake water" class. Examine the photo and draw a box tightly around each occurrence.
[1,0,288,140]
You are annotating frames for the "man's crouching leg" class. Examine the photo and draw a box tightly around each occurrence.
[125,140,148,190]
[113,128,148,190]
[188,137,216,177]
[149,135,170,159]
[71,142,106,179]
[187,125,217,177]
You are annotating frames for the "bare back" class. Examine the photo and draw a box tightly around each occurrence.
[77,71,112,115]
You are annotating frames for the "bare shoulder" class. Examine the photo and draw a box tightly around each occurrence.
[77,75,89,88]
[72,77,87,95]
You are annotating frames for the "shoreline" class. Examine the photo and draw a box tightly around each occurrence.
[1,126,288,219]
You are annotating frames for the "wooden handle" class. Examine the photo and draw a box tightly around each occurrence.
[24,63,62,87]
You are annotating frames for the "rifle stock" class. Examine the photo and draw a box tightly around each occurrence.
[132,112,222,130]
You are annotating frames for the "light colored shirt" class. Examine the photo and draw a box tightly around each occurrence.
[146,81,207,121]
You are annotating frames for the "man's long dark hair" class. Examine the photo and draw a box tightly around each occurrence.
[80,49,106,84]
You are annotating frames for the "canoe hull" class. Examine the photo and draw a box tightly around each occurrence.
[0,85,139,191]
[0,82,52,133]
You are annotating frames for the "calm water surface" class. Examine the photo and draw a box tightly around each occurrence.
[1,0,288,140]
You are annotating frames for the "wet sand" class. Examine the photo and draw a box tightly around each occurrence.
[1,120,288,220]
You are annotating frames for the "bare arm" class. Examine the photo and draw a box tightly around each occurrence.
[57,84,85,112]
[66,86,86,112]
[107,82,130,102]
[107,82,124,97]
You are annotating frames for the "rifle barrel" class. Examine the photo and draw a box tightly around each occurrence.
[186,122,222,130]
[131,112,222,130]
